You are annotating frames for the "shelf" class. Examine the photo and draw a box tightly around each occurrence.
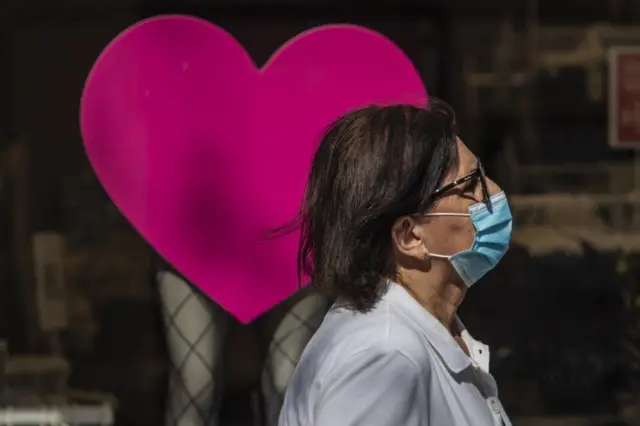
[0,404,114,425]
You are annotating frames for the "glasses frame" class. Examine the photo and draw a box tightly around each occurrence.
[431,159,490,204]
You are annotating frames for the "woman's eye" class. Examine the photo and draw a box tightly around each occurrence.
[460,178,479,197]
[462,181,476,194]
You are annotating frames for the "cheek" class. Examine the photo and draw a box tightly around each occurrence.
[448,219,476,252]
[458,221,477,249]
[425,219,476,255]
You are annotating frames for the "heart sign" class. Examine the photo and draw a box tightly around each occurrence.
[80,15,427,323]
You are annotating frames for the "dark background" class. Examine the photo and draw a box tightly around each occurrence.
[2,0,640,425]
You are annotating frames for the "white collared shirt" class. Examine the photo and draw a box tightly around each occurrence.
[279,282,511,426]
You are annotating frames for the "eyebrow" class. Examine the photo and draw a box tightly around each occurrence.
[457,162,478,180]
[465,158,479,173]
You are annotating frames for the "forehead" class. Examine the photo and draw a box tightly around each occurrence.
[432,138,481,210]
[456,138,476,168]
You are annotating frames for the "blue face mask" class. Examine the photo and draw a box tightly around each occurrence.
[426,191,513,287]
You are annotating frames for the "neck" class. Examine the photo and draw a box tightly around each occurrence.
[398,273,466,332]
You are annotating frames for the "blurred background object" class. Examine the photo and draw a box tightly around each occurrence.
[3,0,640,425]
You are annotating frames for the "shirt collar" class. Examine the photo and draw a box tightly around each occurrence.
[383,281,484,374]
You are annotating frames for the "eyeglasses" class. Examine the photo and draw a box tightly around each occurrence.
[431,159,490,204]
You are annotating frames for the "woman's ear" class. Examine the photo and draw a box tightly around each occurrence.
[391,216,429,261]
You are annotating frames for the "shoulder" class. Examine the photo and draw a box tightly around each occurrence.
[342,343,424,379]
[320,338,425,398]
[323,302,433,376]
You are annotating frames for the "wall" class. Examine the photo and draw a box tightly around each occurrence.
[7,7,440,230]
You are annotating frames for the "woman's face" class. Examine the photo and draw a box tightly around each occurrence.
[391,137,504,290]
[421,138,503,259]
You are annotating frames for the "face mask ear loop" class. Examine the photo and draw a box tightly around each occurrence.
[424,212,471,218]
[425,252,452,260]
[422,213,470,259]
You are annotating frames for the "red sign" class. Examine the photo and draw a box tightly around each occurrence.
[609,47,640,149]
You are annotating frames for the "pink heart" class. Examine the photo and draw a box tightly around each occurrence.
[80,15,427,323]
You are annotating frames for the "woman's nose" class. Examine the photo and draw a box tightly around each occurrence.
[486,177,502,197]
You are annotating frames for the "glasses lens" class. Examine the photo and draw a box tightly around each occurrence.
[477,161,490,203]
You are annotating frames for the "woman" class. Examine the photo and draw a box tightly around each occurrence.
[279,99,513,426]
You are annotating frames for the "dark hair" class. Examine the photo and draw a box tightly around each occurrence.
[298,98,459,312]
